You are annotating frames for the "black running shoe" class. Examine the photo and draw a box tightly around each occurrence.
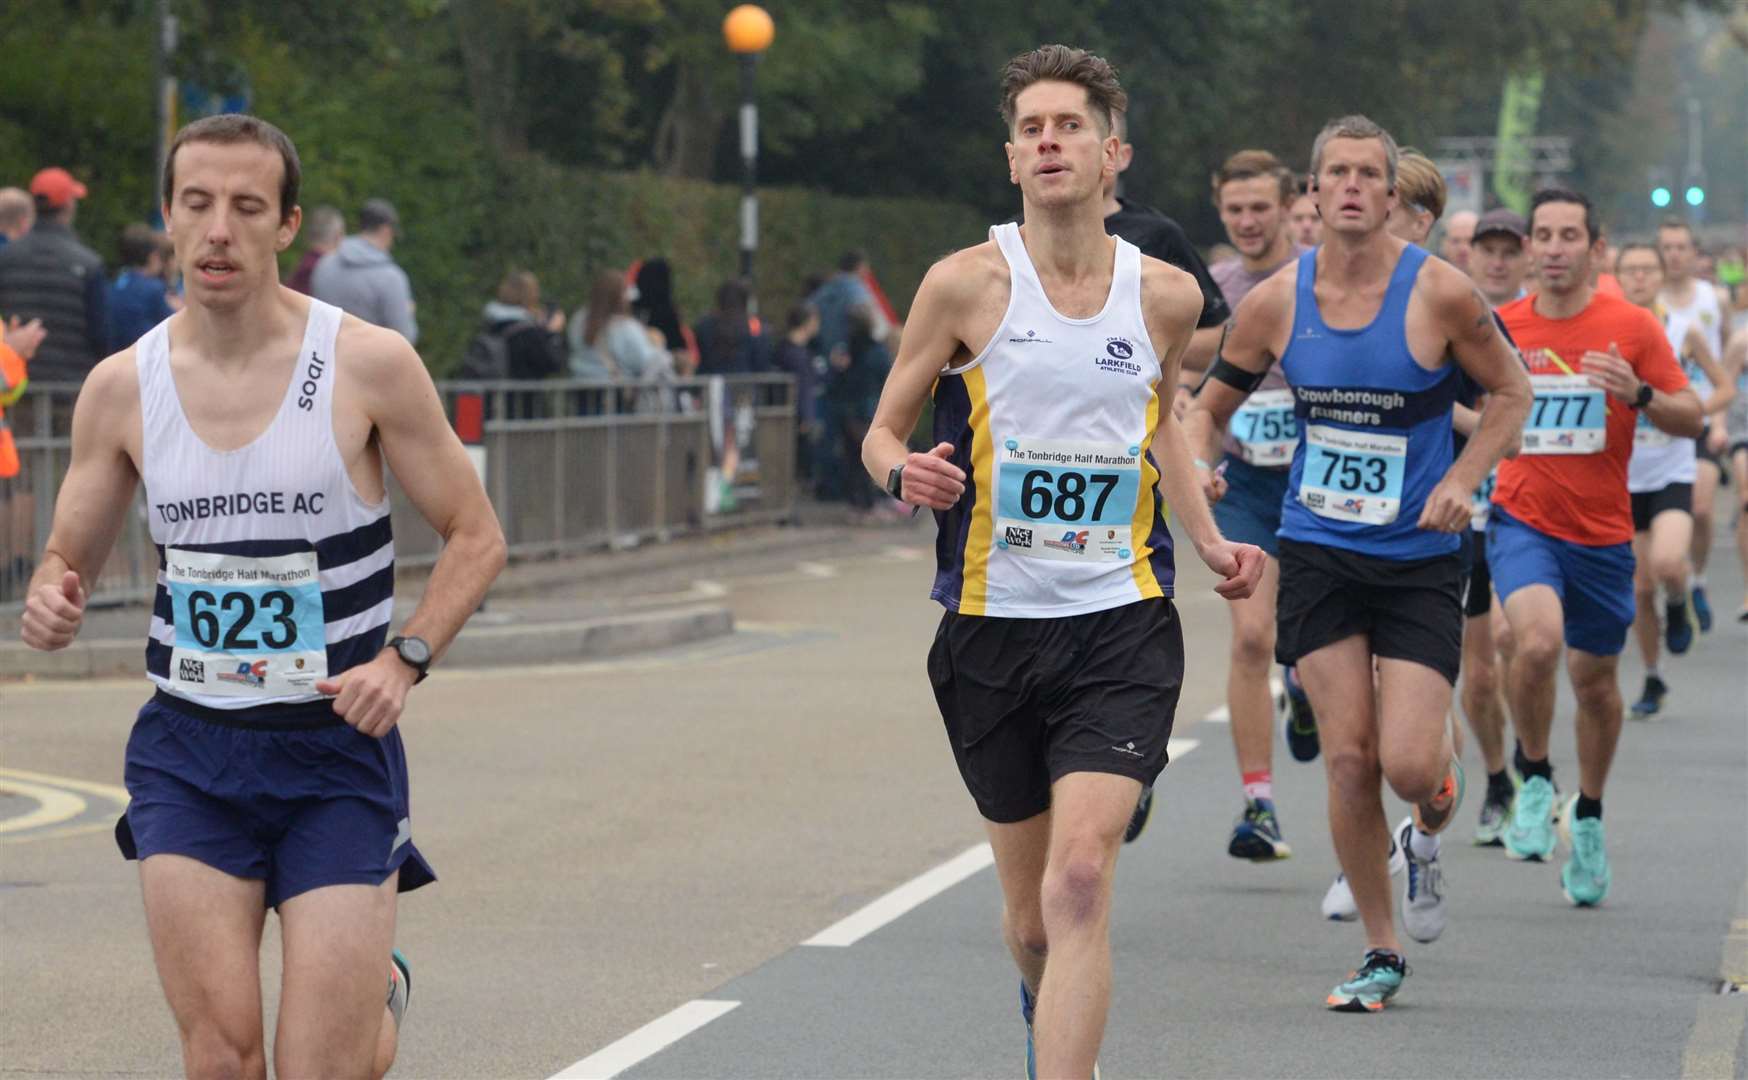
[1123,785,1153,844]
[1282,667,1320,763]
[1630,674,1667,718]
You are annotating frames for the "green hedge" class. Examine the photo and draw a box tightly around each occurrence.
[360,159,989,375]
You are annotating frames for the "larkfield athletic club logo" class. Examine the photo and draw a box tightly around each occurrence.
[1096,337,1141,376]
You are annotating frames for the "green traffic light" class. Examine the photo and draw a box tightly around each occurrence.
[1652,187,1672,208]
[1685,186,1705,207]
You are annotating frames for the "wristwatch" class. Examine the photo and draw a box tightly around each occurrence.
[885,462,906,500]
[1632,382,1654,410]
[387,635,432,684]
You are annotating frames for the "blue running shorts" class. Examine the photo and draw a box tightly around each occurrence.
[116,692,436,907]
[1486,508,1635,657]
[1212,455,1289,560]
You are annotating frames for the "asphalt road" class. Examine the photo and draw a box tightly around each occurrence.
[2,515,1744,1079]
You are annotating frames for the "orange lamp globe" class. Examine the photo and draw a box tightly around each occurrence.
[723,5,774,53]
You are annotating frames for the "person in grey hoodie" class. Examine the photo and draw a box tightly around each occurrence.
[310,197,418,343]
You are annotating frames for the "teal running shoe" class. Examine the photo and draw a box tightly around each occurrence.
[1560,798,1611,906]
[1326,949,1408,1012]
[388,948,411,1030]
[1504,775,1557,862]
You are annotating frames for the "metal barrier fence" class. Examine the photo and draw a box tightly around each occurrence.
[0,374,796,609]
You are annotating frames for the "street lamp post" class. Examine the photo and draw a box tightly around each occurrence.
[723,5,774,312]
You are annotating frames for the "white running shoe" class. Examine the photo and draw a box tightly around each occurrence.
[1321,834,1408,921]
[1398,817,1448,943]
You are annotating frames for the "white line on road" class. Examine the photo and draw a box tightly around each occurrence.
[548,999,741,1080]
[795,561,839,578]
[1199,678,1284,724]
[1167,738,1200,758]
[804,844,996,947]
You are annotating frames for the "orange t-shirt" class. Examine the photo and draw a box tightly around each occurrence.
[1594,273,1625,298]
[1493,291,1687,545]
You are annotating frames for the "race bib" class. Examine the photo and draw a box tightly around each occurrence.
[1231,388,1297,466]
[1633,409,1674,449]
[994,436,1142,562]
[1297,424,1406,526]
[1470,468,1497,532]
[1521,374,1606,455]
[165,548,327,698]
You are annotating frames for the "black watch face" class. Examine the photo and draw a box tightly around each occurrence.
[399,637,432,666]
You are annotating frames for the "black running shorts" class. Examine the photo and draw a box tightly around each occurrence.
[1464,528,1493,619]
[1630,482,1692,532]
[927,598,1183,824]
[1275,537,1465,685]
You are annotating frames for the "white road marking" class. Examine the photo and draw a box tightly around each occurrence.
[795,561,838,578]
[548,999,740,1080]
[804,843,996,947]
[692,580,730,598]
[1167,738,1200,758]
[1199,678,1284,725]
[882,545,926,561]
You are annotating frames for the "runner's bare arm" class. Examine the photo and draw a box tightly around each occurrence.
[861,254,981,510]
[1144,262,1264,599]
[1421,272,1531,532]
[354,326,506,663]
[1185,274,1288,447]
[21,352,142,649]
[312,325,506,736]
[1684,325,1735,417]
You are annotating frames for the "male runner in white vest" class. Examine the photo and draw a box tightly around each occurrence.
[20,115,506,1079]
[862,45,1264,1078]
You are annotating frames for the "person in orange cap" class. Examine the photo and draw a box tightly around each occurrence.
[0,167,108,388]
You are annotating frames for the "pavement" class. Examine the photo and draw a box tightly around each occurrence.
[1,510,1744,1079]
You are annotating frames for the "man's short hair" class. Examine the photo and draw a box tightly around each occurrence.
[0,187,33,234]
[1309,114,1400,189]
[1211,150,1295,205]
[359,198,400,234]
[163,114,301,223]
[1529,188,1600,244]
[999,44,1128,137]
[1656,217,1695,241]
[1615,241,1664,271]
[1393,150,1447,222]
[118,224,163,268]
[837,250,867,274]
[306,205,345,247]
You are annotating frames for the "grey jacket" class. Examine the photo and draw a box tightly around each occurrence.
[310,236,417,344]
[0,221,109,383]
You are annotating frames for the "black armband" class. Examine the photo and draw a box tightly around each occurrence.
[1205,356,1268,394]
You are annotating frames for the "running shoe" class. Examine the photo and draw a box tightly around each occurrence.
[1321,836,1407,921]
[1473,775,1514,847]
[1559,796,1612,907]
[1123,785,1153,844]
[1692,585,1713,632]
[1326,949,1408,1012]
[1665,602,1694,655]
[1281,666,1320,763]
[1413,757,1465,836]
[388,948,411,1031]
[1630,675,1667,719]
[1504,775,1558,861]
[1398,818,1447,943]
[1228,798,1291,861]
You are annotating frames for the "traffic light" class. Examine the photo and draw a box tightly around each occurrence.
[1685,184,1705,207]
[1652,186,1673,208]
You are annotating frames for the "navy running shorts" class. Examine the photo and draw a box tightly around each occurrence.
[116,692,436,908]
[1487,508,1635,657]
[1212,455,1289,560]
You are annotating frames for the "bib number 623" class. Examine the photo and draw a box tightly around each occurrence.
[185,589,298,650]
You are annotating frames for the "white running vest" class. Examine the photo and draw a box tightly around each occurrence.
[139,300,396,709]
[1628,307,1697,493]
[1660,281,1725,369]
[927,223,1174,618]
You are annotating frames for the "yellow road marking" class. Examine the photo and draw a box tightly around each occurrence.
[0,768,129,842]
[0,779,86,834]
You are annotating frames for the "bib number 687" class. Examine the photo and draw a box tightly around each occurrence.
[1020,470,1119,523]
